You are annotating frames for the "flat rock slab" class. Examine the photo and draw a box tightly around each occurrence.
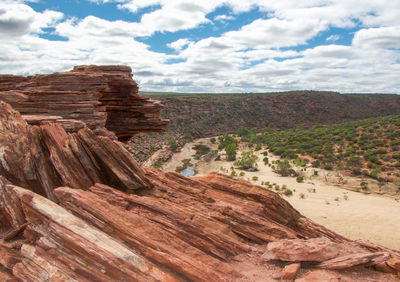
[262,237,339,262]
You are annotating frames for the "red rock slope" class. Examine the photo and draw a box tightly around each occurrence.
[0,66,399,281]
[0,101,399,281]
[0,65,168,140]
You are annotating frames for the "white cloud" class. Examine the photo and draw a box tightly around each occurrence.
[167,38,191,51]
[326,34,340,42]
[55,16,147,39]
[117,0,161,13]
[353,26,400,49]
[138,2,216,34]
[223,18,327,49]
[214,14,235,22]
[0,3,63,37]
[0,0,400,93]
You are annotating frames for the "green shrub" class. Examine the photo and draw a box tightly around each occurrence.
[296,176,304,183]
[312,160,320,168]
[236,127,251,137]
[370,167,381,179]
[225,143,238,161]
[175,165,185,172]
[218,134,237,150]
[360,181,368,190]
[192,144,210,159]
[185,133,193,142]
[234,151,258,170]
[167,135,177,151]
[274,159,292,176]
[152,160,163,168]
[283,189,293,196]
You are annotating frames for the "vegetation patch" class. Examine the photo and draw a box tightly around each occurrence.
[234,151,259,170]
[175,158,192,173]
[232,115,400,184]
[192,144,211,160]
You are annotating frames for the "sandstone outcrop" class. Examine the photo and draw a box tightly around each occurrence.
[0,65,168,140]
[0,101,150,200]
[0,66,399,281]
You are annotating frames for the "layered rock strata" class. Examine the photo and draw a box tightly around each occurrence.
[0,101,150,200]
[0,65,168,140]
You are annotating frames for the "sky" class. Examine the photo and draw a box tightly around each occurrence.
[0,0,400,93]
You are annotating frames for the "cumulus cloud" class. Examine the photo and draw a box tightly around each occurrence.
[214,14,235,21]
[55,16,147,39]
[353,26,400,49]
[326,34,340,42]
[224,18,327,49]
[0,0,399,93]
[116,0,161,13]
[137,2,215,34]
[0,3,63,37]
[167,38,191,51]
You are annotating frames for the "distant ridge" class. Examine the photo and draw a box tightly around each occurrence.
[140,90,399,97]
[129,90,400,162]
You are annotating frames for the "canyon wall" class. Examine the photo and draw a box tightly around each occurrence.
[0,65,168,141]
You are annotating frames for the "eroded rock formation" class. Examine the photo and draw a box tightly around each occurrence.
[0,101,150,200]
[0,67,399,281]
[0,65,168,140]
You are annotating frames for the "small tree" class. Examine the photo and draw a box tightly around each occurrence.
[234,151,258,170]
[274,159,292,176]
[225,143,238,161]
[236,127,251,137]
[218,134,237,150]
[167,135,177,151]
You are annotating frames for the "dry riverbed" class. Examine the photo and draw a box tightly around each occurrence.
[160,137,400,250]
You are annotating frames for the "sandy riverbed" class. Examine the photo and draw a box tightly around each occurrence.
[161,137,400,250]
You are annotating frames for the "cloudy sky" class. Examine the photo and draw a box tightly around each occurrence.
[1,0,400,93]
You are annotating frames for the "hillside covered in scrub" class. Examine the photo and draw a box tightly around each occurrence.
[236,115,400,184]
[130,91,400,162]
[143,91,400,138]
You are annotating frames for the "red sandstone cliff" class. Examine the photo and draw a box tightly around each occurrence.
[0,65,168,140]
[0,67,399,281]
